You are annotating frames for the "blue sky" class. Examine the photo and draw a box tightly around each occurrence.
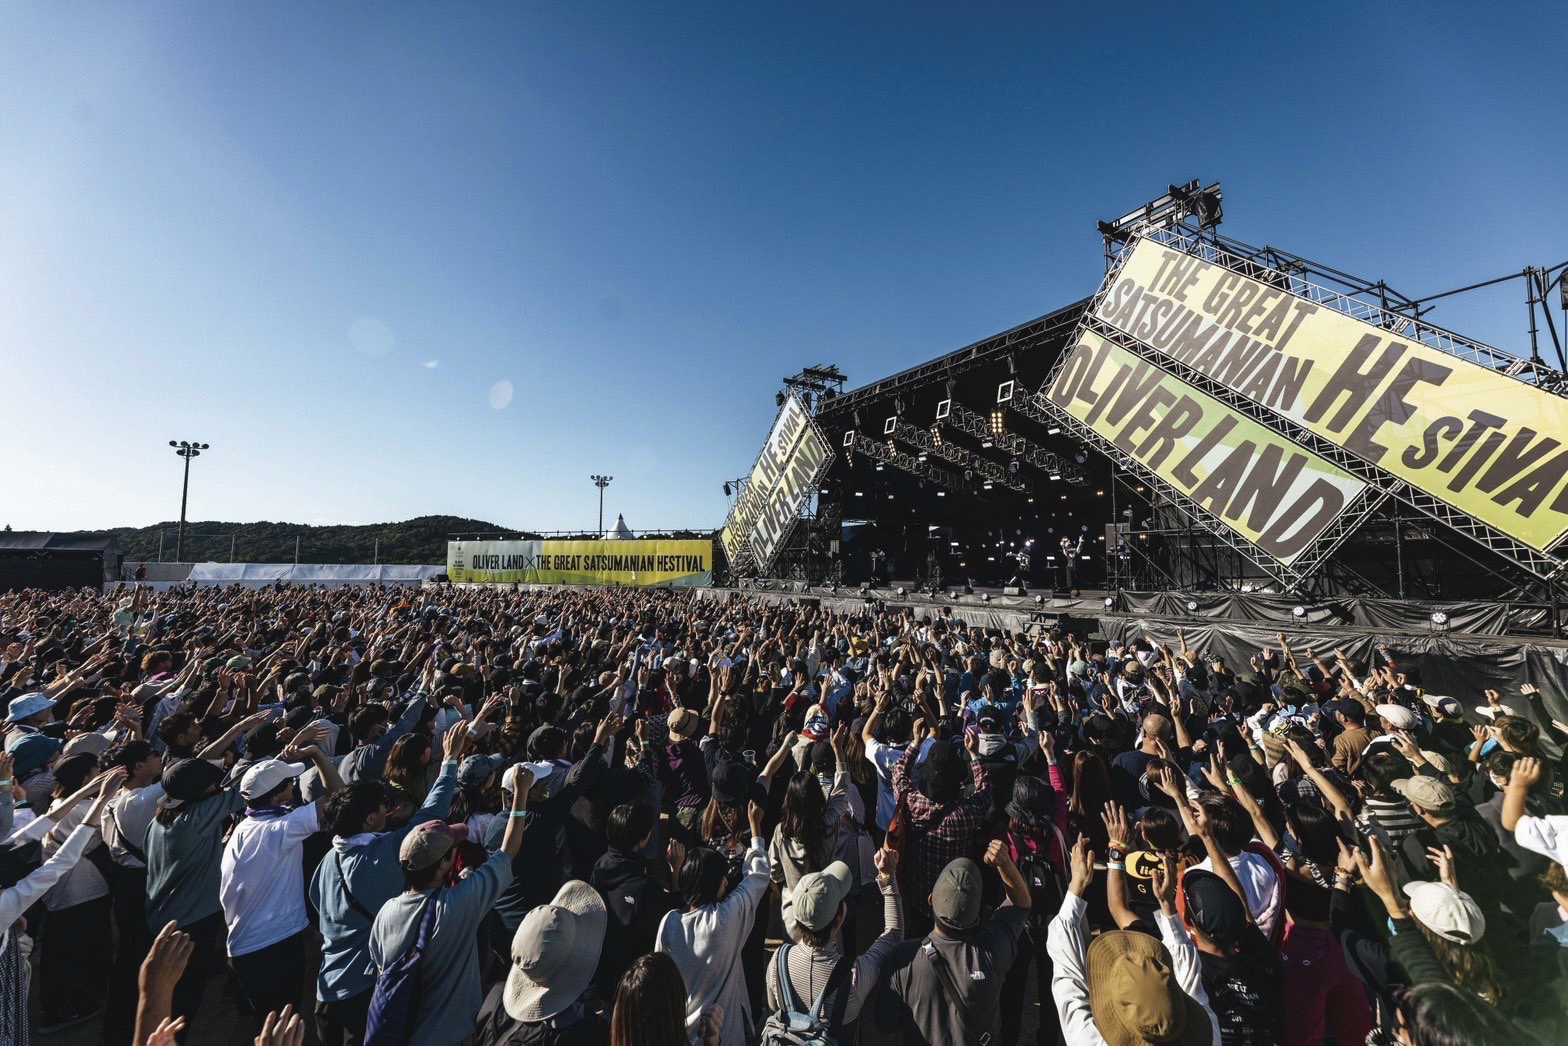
[4,3,1565,534]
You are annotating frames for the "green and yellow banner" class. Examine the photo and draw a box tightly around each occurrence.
[1047,331,1369,566]
[1099,239,1568,554]
[723,395,833,571]
[447,539,712,587]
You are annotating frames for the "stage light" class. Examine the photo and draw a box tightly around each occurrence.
[776,391,787,407]
[859,583,871,595]
[1186,600,1199,612]
[936,491,946,497]
[1047,425,1061,435]
[1430,611,1449,626]
[875,463,884,471]
[723,482,731,496]
[949,591,958,599]
[1103,597,1115,608]
[1009,459,1020,474]
[981,593,991,603]
[1292,605,1307,619]
[1033,595,1044,605]
[989,409,1005,438]
[981,438,993,449]
[918,452,928,461]
[931,426,943,448]
[854,491,864,497]
[1074,449,1088,464]
[896,586,907,596]
[983,481,993,490]
[964,469,973,482]
[1050,473,1061,481]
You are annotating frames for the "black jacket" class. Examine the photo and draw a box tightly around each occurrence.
[588,848,674,993]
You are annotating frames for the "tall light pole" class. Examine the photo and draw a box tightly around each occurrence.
[590,475,613,533]
[169,440,209,562]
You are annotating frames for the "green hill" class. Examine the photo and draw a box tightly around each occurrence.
[71,515,523,565]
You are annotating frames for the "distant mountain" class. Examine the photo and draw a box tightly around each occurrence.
[69,515,524,565]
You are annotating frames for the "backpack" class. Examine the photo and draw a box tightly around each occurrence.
[1013,825,1068,930]
[759,945,852,1046]
[364,893,440,1046]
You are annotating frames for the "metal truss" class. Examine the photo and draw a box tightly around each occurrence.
[1142,226,1568,394]
[844,432,968,491]
[879,419,1027,494]
[939,403,1074,490]
[817,303,1087,419]
[997,397,1092,484]
[1082,233,1567,582]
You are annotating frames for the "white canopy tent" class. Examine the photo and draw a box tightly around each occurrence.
[601,514,634,540]
[184,563,444,588]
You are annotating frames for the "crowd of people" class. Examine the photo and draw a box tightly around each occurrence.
[0,580,1564,1045]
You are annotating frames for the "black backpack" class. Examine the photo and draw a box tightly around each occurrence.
[1013,825,1068,930]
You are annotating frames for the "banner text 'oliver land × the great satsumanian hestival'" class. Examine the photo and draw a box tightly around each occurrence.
[447,539,712,587]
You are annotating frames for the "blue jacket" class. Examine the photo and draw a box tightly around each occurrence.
[309,759,457,1002]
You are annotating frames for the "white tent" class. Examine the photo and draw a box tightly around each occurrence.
[185,563,444,588]
[601,514,634,540]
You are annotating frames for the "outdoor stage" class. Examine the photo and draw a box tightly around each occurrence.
[720,182,1568,618]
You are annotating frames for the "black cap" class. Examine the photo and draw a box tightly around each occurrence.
[159,758,226,808]
[1182,869,1249,949]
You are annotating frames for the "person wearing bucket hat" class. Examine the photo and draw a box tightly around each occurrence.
[879,841,1034,1044]
[473,880,609,1044]
[369,762,532,1046]
[8,731,64,808]
[653,709,709,844]
[1048,837,1219,1046]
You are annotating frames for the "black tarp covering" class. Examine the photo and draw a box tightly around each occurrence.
[1119,590,1555,638]
[1106,616,1568,730]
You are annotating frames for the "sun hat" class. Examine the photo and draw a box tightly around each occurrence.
[503,880,607,1022]
[61,732,112,761]
[399,819,468,870]
[6,693,55,723]
[239,759,307,801]
[1403,881,1485,942]
[792,860,854,932]
[8,733,63,776]
[666,708,700,743]
[1375,704,1418,730]
[1086,930,1209,1045]
[1419,750,1453,774]
[931,857,984,930]
[1393,775,1457,814]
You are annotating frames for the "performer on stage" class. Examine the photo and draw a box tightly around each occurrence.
[1060,533,1084,595]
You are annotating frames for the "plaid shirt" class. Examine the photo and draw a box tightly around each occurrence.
[892,743,991,909]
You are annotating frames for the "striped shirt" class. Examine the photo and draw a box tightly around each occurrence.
[766,877,904,1027]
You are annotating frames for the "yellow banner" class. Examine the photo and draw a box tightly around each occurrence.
[1047,331,1369,566]
[1099,239,1568,553]
[447,539,712,587]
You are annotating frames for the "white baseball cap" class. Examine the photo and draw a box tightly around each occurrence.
[239,759,308,801]
[1403,881,1485,943]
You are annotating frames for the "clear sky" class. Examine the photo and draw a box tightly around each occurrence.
[4,3,1565,535]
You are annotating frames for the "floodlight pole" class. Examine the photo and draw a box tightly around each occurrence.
[590,475,613,533]
[169,440,210,563]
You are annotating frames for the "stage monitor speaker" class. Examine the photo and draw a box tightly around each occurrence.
[1002,586,1027,597]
